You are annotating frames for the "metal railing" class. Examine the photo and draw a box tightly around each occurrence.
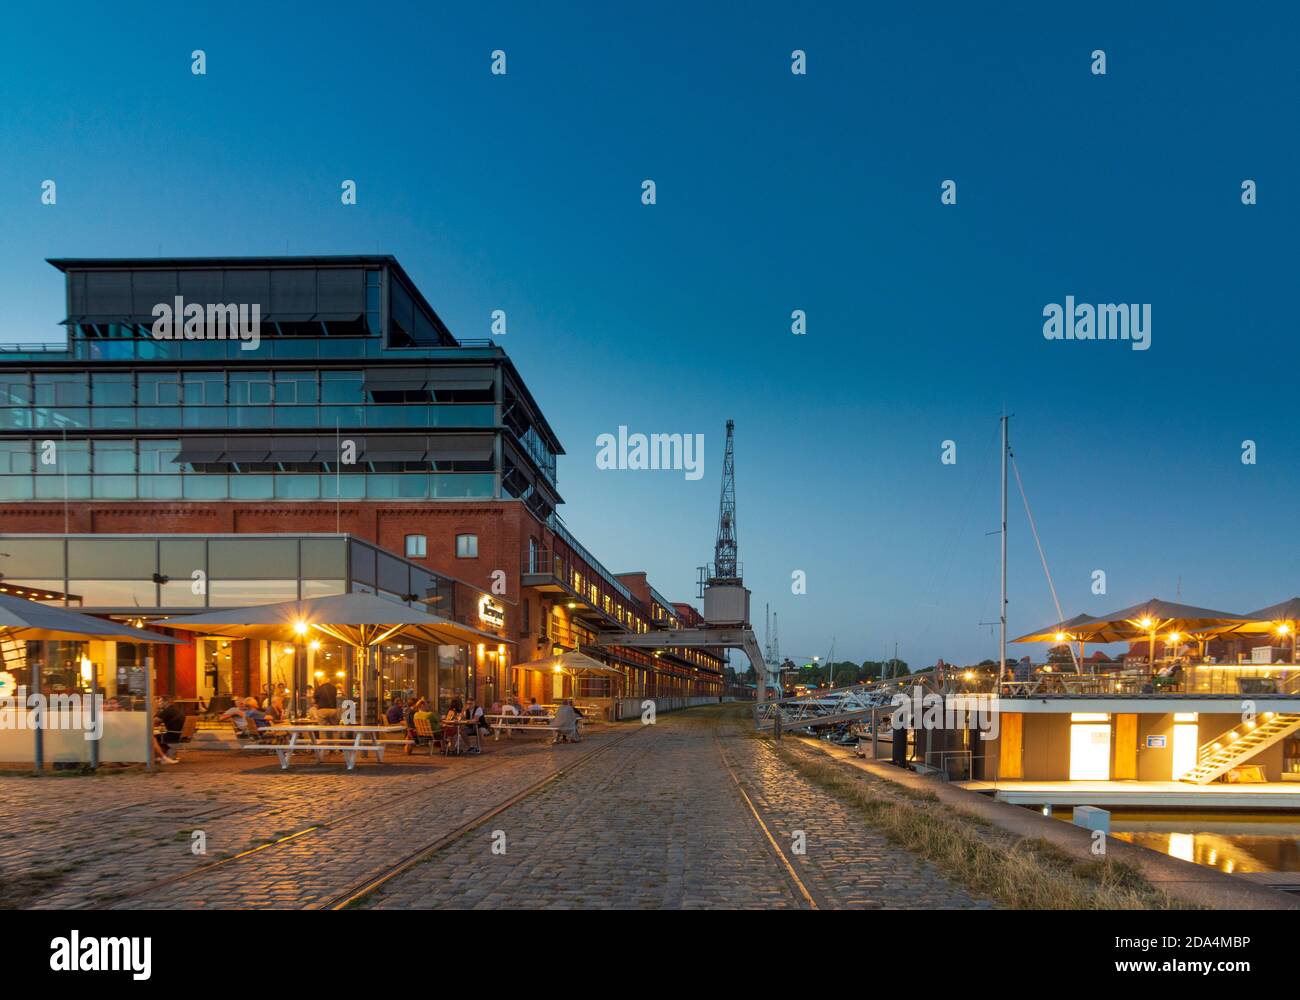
[994,663,1300,697]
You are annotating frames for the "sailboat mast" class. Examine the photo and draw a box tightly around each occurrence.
[999,414,1009,687]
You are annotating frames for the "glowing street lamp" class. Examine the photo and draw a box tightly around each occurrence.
[1276,622,1297,663]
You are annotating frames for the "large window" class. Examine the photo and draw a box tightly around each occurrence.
[456,534,478,558]
[405,534,427,558]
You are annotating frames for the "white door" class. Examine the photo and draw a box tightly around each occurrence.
[1069,723,1111,780]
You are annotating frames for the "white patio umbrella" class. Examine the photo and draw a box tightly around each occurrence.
[0,592,182,644]
[166,592,505,722]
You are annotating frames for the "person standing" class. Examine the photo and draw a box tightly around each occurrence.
[315,679,340,726]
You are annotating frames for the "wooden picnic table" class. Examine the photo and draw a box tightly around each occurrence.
[244,723,405,771]
[483,712,556,740]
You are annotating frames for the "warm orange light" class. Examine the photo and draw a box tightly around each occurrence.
[1139,617,1153,630]
[1054,633,1066,643]
[293,620,309,636]
[309,640,321,652]
[1167,632,1181,644]
[1277,623,1292,636]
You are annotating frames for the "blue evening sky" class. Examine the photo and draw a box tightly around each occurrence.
[1,2,1297,668]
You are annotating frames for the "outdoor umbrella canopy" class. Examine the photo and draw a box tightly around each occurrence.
[511,649,623,677]
[1085,598,1248,632]
[1205,598,1300,659]
[1012,612,1101,644]
[1059,597,1252,666]
[163,591,492,644]
[1232,598,1300,630]
[0,592,181,644]
[166,592,507,721]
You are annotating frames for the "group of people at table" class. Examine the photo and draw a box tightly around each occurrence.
[394,694,586,754]
[197,682,587,758]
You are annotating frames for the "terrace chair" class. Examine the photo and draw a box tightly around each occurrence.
[412,716,439,757]
[180,716,198,743]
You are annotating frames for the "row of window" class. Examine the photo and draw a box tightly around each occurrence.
[0,472,496,501]
[0,403,497,432]
[0,439,493,476]
[77,316,382,342]
[2,335,407,363]
[0,371,491,407]
[404,534,478,559]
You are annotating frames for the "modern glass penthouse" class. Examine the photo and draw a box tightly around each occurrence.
[0,256,561,516]
[0,256,727,720]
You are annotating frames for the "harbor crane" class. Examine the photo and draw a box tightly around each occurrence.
[596,419,769,712]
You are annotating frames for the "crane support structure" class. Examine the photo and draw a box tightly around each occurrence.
[595,627,766,704]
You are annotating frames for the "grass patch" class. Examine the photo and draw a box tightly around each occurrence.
[767,737,1193,910]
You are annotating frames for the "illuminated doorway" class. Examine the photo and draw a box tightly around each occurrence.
[1172,713,1198,779]
[1069,713,1111,780]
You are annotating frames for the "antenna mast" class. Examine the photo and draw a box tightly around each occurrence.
[999,414,1009,687]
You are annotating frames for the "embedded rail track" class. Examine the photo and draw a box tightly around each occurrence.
[325,725,645,908]
[713,733,821,910]
[92,729,642,910]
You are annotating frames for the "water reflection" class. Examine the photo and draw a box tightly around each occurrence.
[1105,812,1300,873]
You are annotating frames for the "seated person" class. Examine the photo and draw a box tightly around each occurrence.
[461,699,488,753]
[386,697,406,726]
[154,696,185,762]
[406,699,439,754]
[221,697,271,737]
[265,695,287,724]
[551,701,581,744]
[524,698,546,716]
[442,698,464,752]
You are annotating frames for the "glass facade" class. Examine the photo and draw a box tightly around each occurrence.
[0,437,496,502]
[0,534,455,613]
[0,258,564,515]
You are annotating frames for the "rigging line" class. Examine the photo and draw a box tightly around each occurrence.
[1009,453,1079,671]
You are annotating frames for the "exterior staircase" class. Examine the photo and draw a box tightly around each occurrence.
[1180,712,1300,784]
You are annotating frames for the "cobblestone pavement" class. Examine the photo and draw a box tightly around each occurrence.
[363,707,992,910]
[0,707,990,910]
[0,728,623,909]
